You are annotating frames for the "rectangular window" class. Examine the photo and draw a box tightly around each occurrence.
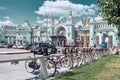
[81,36,84,42]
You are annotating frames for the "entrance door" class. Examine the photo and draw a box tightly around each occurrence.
[108,36,113,47]
[96,36,99,47]
[102,36,105,42]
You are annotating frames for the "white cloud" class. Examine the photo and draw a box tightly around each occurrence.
[3,16,10,20]
[0,20,15,27]
[35,0,98,17]
[37,16,40,20]
[36,16,45,24]
[0,7,6,10]
[36,20,45,24]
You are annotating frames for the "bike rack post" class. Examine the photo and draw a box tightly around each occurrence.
[39,57,48,79]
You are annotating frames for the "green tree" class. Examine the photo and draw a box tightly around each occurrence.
[98,0,120,37]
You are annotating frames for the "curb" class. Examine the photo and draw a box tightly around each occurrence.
[0,51,30,55]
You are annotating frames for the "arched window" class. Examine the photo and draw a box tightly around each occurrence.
[57,27,66,36]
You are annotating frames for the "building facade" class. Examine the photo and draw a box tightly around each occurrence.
[0,11,76,47]
[91,21,119,47]
[76,18,119,48]
[0,12,119,48]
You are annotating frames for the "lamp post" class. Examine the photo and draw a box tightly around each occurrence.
[31,28,33,44]
[56,31,59,47]
[79,34,81,47]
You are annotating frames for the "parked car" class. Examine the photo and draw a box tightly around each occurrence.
[30,43,57,55]
[0,43,13,48]
[0,43,2,48]
[7,44,13,48]
[25,44,32,50]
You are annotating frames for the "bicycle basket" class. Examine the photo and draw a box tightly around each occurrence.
[28,62,40,69]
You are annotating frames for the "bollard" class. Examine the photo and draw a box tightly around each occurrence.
[39,58,48,79]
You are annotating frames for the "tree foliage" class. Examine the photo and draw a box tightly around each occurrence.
[98,0,120,37]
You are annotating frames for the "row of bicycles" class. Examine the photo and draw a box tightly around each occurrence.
[25,47,109,77]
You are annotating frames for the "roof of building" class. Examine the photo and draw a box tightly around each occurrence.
[20,20,31,29]
[4,25,17,30]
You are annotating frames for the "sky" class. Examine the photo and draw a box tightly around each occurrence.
[0,0,98,27]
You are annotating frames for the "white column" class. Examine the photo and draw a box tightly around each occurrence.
[8,37,10,44]
[16,38,18,45]
[99,33,102,45]
[11,37,13,44]
[84,36,86,47]
[113,34,115,45]
[59,41,60,46]
[36,37,38,42]
[62,40,64,47]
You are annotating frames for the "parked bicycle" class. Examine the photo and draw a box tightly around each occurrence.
[25,47,57,77]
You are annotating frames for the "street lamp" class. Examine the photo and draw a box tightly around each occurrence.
[56,31,59,47]
[31,28,33,44]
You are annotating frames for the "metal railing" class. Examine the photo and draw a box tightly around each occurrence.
[0,47,110,80]
[0,55,58,79]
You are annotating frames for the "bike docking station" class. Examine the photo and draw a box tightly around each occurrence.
[0,47,110,80]
[0,47,62,80]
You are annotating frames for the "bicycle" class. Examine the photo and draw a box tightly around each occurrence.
[25,47,57,77]
[69,47,79,68]
[52,47,73,70]
[25,56,41,73]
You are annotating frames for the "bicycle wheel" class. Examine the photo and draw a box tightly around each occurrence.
[25,59,41,73]
[84,53,90,63]
[71,55,78,68]
[25,59,35,73]
[46,59,56,77]
[89,53,94,62]
[76,54,83,67]
[94,53,98,60]
[61,57,72,70]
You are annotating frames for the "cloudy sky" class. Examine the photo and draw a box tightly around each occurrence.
[0,0,98,27]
